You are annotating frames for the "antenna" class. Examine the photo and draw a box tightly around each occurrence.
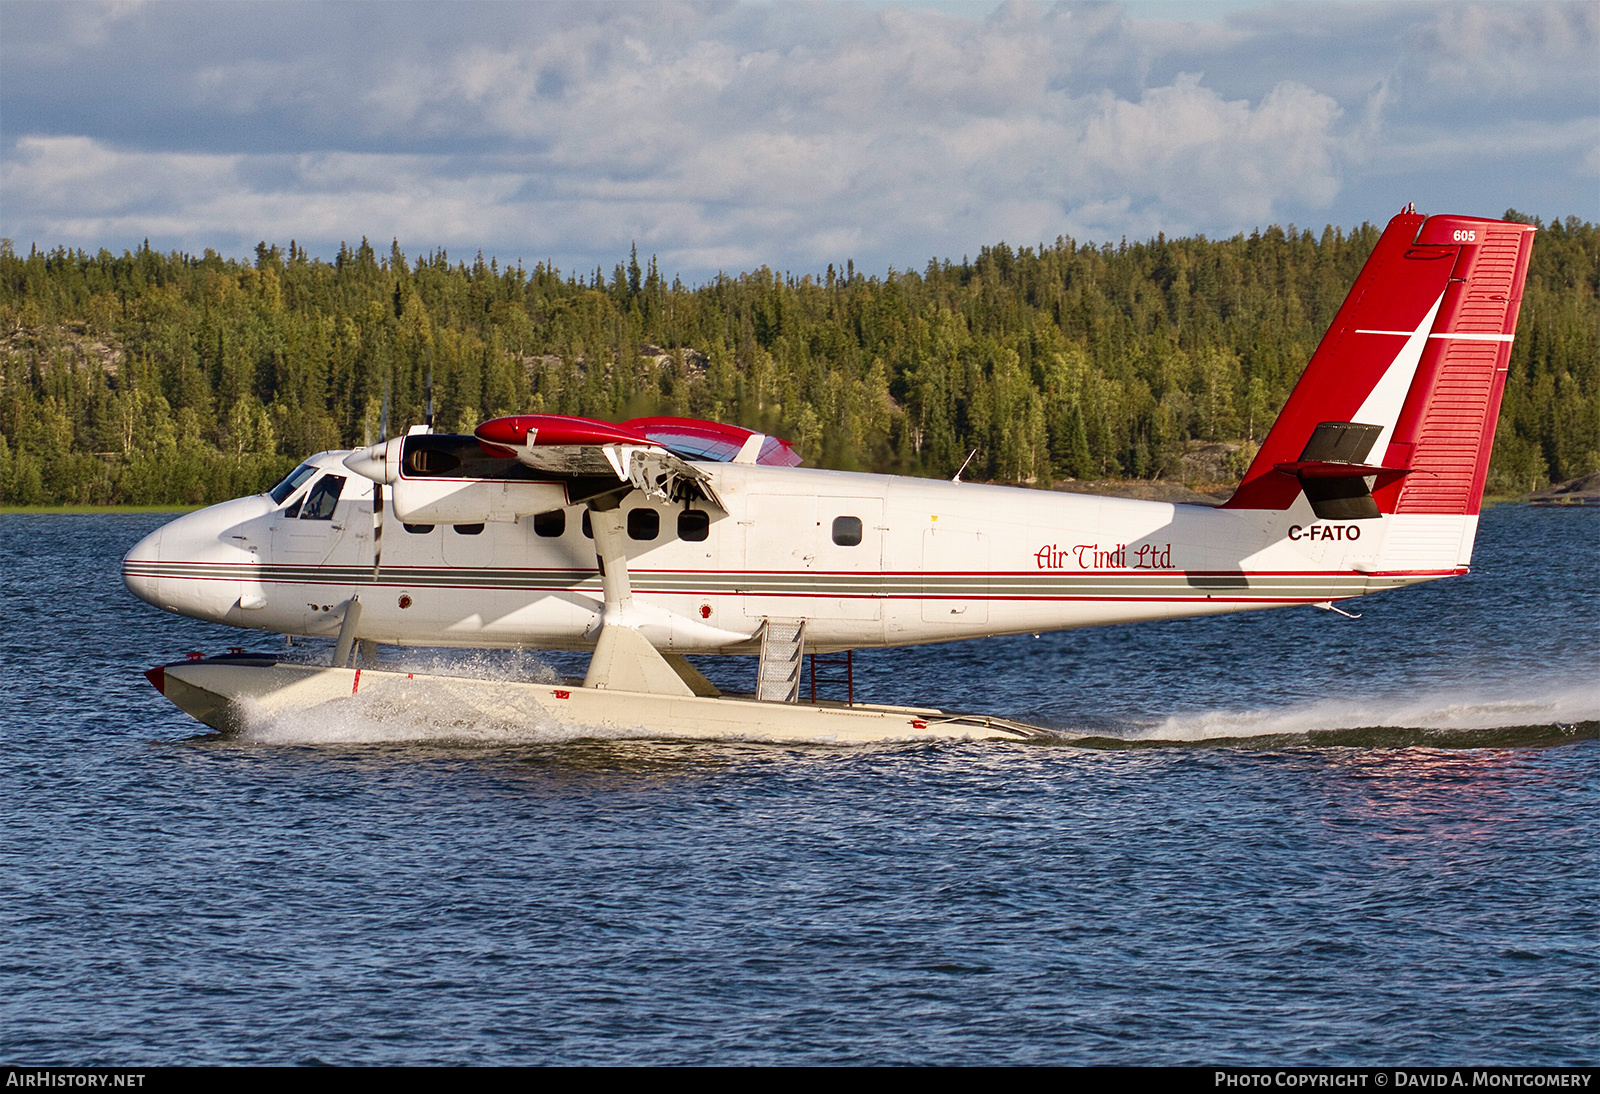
[952,449,978,483]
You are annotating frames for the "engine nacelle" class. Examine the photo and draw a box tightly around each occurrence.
[345,433,573,524]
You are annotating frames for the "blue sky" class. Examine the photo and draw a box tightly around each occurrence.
[2,1,1595,282]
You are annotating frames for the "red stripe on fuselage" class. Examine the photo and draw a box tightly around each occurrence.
[124,560,1463,601]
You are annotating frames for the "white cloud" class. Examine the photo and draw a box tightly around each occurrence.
[1073,76,1343,220]
[1356,116,1600,178]
[2,137,530,251]
[3,136,241,215]
[1417,1,1600,99]
[1,1,1594,278]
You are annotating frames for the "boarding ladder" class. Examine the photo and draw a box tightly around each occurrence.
[808,649,855,706]
[757,619,806,703]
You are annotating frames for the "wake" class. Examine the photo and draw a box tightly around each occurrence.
[232,647,629,746]
[1113,681,1600,748]
[235,691,652,746]
[218,645,1600,751]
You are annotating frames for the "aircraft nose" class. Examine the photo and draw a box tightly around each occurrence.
[121,497,275,623]
[122,526,165,607]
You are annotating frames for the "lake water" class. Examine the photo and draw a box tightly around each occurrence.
[1,504,1596,1065]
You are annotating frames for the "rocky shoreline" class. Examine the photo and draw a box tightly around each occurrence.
[1527,471,1600,507]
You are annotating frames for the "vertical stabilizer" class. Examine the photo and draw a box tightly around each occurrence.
[1225,210,1535,524]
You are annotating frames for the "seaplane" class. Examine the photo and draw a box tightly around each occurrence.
[125,208,1535,743]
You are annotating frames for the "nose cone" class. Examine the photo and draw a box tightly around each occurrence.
[343,441,393,484]
[122,525,165,607]
[121,496,274,621]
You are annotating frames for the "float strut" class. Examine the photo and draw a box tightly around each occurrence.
[333,595,363,668]
[580,496,694,696]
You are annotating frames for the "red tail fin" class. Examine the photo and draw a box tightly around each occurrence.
[1225,210,1535,518]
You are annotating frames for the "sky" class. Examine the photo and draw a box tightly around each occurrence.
[1,0,1595,283]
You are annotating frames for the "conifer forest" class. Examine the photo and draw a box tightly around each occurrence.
[1,211,1594,506]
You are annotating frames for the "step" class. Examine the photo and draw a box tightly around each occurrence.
[757,618,806,703]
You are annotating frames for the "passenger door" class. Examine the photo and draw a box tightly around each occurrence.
[741,494,882,622]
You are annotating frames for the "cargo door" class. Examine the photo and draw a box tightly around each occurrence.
[921,527,989,624]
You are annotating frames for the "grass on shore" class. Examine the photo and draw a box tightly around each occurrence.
[0,504,205,514]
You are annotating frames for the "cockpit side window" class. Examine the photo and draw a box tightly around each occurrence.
[269,463,319,504]
[299,475,346,520]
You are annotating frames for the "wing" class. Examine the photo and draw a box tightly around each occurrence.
[619,417,802,467]
[346,414,800,522]
[474,415,729,508]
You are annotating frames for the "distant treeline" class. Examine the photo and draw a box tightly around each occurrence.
[1,211,1594,506]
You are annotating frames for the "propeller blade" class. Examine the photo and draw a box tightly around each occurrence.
[373,380,391,579]
[372,481,384,580]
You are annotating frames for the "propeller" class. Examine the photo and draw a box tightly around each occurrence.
[372,382,389,581]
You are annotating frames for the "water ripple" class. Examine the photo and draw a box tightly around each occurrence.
[0,507,1596,1064]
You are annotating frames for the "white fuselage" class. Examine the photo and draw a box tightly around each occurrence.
[123,451,1476,654]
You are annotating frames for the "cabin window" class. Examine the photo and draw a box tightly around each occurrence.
[678,509,710,542]
[581,511,592,539]
[832,515,863,546]
[268,462,318,504]
[299,475,346,520]
[403,523,434,534]
[453,523,485,536]
[533,510,565,537]
[283,498,303,519]
[628,508,659,541]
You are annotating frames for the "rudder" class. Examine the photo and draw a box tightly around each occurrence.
[1380,216,1534,516]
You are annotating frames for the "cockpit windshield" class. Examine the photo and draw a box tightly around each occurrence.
[268,462,319,504]
[299,475,346,520]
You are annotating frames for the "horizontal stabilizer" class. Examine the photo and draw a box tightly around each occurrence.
[1299,421,1382,465]
[1274,461,1406,479]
